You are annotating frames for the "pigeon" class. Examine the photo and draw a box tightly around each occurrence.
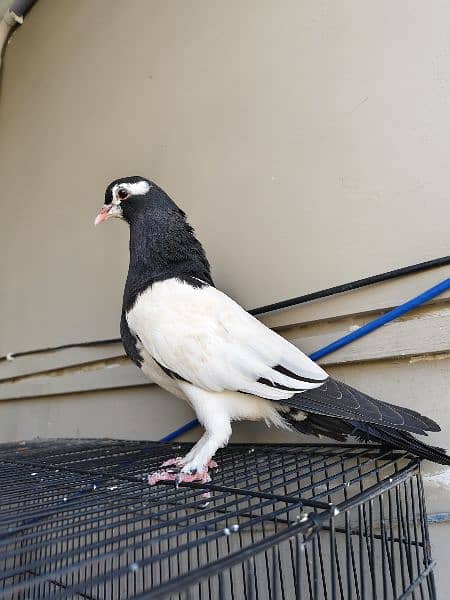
[95,176,450,485]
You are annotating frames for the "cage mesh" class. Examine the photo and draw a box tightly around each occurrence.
[0,439,437,599]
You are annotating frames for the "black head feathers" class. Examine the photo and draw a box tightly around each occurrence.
[101,176,213,311]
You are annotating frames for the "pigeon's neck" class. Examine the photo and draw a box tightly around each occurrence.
[123,209,213,311]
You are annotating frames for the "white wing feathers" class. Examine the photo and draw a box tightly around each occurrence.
[126,280,328,400]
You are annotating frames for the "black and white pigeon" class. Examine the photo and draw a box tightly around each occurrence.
[95,176,450,484]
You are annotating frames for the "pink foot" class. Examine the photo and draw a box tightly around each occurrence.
[147,458,218,489]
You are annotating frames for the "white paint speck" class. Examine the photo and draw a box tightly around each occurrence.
[296,512,308,523]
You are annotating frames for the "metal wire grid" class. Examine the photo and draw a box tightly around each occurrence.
[0,439,437,599]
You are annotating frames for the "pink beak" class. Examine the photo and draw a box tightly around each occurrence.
[94,205,111,226]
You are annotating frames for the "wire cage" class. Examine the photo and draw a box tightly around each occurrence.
[0,439,437,599]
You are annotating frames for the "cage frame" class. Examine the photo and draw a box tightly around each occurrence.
[0,439,438,599]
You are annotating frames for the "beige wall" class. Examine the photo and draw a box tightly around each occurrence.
[1,0,450,354]
[0,0,449,589]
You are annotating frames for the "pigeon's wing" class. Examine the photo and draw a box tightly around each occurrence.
[127,282,327,400]
[282,378,441,434]
[128,281,439,434]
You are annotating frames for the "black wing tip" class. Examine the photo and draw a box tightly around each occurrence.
[284,377,444,436]
[418,415,441,433]
[330,378,443,433]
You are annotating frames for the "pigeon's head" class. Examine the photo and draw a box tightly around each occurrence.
[96,175,213,285]
[95,176,173,226]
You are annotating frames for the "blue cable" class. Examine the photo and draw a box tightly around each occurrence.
[160,419,200,442]
[309,277,450,360]
[159,277,450,443]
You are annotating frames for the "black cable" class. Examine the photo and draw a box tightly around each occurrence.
[0,338,121,363]
[249,255,450,315]
[1,255,449,363]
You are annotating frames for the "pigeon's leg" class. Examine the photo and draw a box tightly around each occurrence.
[178,388,231,478]
[148,386,231,486]
[181,433,209,465]
[179,432,226,476]
[148,437,219,486]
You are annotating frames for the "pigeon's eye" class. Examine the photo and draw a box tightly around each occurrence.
[117,188,129,200]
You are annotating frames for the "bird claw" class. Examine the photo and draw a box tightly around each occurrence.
[148,458,218,493]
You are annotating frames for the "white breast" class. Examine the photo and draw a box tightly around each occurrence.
[126,281,195,400]
[126,278,217,367]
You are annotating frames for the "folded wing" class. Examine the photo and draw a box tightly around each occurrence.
[131,282,440,434]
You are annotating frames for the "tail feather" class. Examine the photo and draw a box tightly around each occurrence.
[351,421,450,465]
[286,412,450,465]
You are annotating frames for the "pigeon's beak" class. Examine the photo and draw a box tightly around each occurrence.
[94,205,113,226]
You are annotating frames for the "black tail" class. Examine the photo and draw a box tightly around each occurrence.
[352,421,450,465]
[286,412,450,465]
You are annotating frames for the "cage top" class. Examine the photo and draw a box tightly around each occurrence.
[0,438,417,515]
[0,439,422,599]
